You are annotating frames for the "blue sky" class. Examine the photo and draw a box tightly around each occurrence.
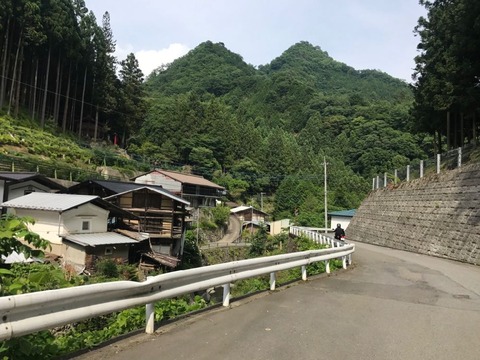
[85,0,426,82]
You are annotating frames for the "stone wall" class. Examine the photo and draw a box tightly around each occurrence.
[346,163,480,265]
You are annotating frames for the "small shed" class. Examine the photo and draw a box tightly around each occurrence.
[231,205,269,233]
[328,209,356,230]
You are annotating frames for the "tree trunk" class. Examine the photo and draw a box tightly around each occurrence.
[7,28,22,116]
[446,111,451,150]
[14,43,24,118]
[0,17,10,109]
[78,67,87,138]
[32,58,38,122]
[62,62,71,133]
[53,54,62,123]
[473,111,477,146]
[41,46,52,128]
[94,107,99,140]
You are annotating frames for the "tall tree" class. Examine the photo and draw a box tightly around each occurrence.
[118,52,146,146]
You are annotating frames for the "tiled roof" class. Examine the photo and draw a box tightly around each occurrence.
[0,172,38,180]
[0,172,67,190]
[64,232,138,247]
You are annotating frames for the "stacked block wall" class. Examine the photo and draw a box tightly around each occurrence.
[346,163,480,265]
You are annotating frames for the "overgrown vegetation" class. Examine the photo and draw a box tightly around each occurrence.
[0,214,339,359]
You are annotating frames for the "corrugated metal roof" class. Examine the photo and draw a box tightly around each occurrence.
[104,186,190,206]
[328,209,356,217]
[231,205,252,213]
[1,192,98,211]
[77,179,165,194]
[150,169,225,190]
[231,205,269,216]
[64,232,138,247]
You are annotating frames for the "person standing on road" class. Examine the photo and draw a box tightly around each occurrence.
[334,223,345,240]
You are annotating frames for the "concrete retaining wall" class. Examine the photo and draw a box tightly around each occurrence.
[346,163,480,265]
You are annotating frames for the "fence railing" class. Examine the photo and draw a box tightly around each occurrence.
[372,145,478,190]
[0,242,355,341]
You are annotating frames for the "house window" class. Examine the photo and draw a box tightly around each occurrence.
[104,247,113,255]
[81,221,90,231]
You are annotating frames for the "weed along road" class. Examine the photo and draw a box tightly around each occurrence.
[73,242,480,360]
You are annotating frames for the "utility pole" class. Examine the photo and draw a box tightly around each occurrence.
[324,156,328,233]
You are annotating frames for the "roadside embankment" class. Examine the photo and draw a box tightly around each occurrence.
[347,163,480,265]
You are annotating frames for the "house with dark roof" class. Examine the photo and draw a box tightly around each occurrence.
[132,169,225,208]
[66,179,165,198]
[1,193,139,269]
[103,186,190,267]
[0,172,67,214]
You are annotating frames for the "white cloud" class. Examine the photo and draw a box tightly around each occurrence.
[134,43,191,77]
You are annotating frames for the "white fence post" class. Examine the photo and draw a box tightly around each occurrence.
[420,160,424,178]
[145,303,155,334]
[406,165,410,181]
[270,272,276,290]
[394,169,398,185]
[437,153,441,174]
[372,178,375,190]
[223,283,231,307]
[376,176,380,189]
[384,172,387,187]
[458,147,462,168]
[301,265,307,281]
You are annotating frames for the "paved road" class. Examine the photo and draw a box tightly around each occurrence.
[72,242,480,360]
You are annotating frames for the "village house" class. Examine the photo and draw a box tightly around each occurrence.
[1,192,139,270]
[230,205,269,233]
[132,169,225,208]
[102,186,190,268]
[0,172,67,214]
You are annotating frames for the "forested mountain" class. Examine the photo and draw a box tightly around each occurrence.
[137,40,425,225]
[5,1,476,228]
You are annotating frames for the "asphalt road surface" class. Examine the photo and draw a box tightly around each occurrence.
[72,241,480,360]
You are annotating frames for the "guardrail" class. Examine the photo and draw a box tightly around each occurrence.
[290,226,346,248]
[0,242,354,340]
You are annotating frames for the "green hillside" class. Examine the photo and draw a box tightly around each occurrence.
[135,41,426,224]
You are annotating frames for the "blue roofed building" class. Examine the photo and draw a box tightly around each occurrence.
[328,209,356,230]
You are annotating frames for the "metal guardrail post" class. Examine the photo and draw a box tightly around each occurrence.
[325,260,330,274]
[437,154,441,174]
[223,284,231,307]
[270,272,276,290]
[145,303,155,334]
[406,165,410,181]
[372,178,375,190]
[420,160,424,178]
[376,176,380,189]
[394,169,397,185]
[458,147,462,167]
[384,172,387,187]
[342,256,347,269]
[301,266,307,281]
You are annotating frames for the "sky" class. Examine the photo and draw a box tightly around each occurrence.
[85,0,427,83]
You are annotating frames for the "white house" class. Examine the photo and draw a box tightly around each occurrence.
[328,209,356,230]
[1,193,139,268]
